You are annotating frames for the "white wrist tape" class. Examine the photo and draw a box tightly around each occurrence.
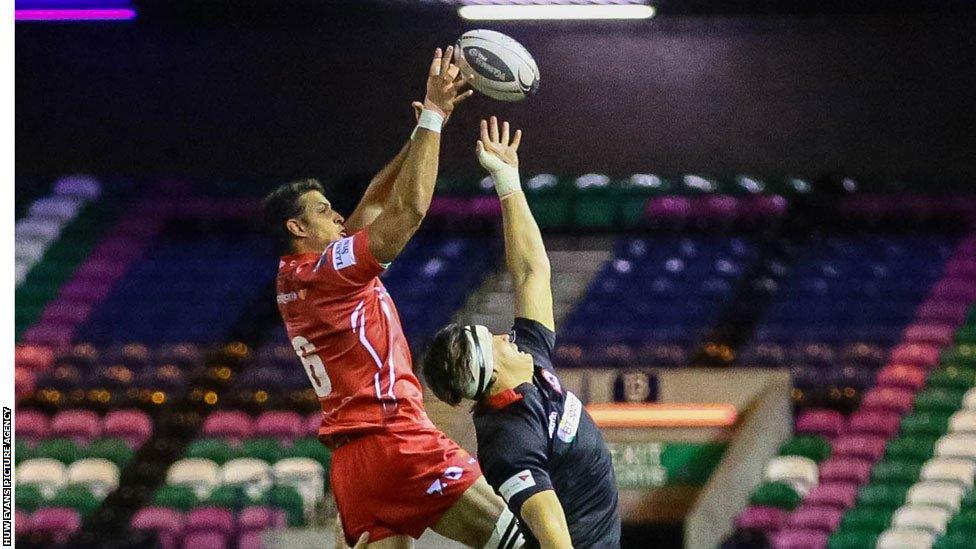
[414,109,444,136]
[477,146,521,197]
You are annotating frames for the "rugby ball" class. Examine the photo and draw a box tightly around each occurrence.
[455,30,540,102]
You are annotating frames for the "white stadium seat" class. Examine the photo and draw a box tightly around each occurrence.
[963,387,976,410]
[891,505,951,535]
[906,482,964,513]
[67,458,121,499]
[876,527,935,549]
[15,262,29,286]
[167,458,220,499]
[949,410,976,434]
[763,455,819,497]
[29,196,84,221]
[934,434,976,462]
[16,239,48,265]
[273,458,325,516]
[920,458,976,489]
[16,458,68,498]
[221,458,273,500]
[15,217,62,241]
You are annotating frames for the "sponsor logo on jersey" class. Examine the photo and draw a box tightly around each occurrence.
[332,236,357,270]
[499,470,535,502]
[556,392,582,444]
[547,411,558,438]
[444,466,464,480]
[541,368,562,394]
[276,289,307,304]
[426,479,444,495]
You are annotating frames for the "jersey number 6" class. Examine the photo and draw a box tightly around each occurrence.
[292,336,333,398]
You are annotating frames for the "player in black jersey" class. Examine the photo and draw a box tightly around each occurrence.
[421,116,621,549]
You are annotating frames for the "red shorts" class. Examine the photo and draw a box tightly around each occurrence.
[330,425,483,543]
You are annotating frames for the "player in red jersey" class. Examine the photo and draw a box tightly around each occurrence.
[262,47,525,549]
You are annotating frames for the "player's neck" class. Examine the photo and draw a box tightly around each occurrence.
[487,367,532,397]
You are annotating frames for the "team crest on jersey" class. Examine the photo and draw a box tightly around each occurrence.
[332,236,357,270]
[541,369,562,394]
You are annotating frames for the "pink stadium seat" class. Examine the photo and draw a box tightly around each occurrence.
[254,411,303,442]
[16,409,50,443]
[15,367,37,399]
[772,529,828,549]
[860,387,915,414]
[646,197,692,221]
[889,343,940,369]
[803,482,858,510]
[795,409,845,440]
[832,434,887,461]
[305,412,321,437]
[31,507,81,544]
[944,258,976,278]
[902,323,957,347]
[735,506,788,532]
[181,531,228,549]
[238,506,287,531]
[931,278,976,302]
[787,505,844,532]
[51,409,102,443]
[131,507,184,549]
[15,509,32,537]
[469,196,502,218]
[15,344,55,371]
[847,411,902,438]
[238,530,264,549]
[915,299,970,325]
[819,457,873,485]
[104,409,153,448]
[20,323,74,350]
[875,364,927,391]
[201,411,253,443]
[185,507,234,537]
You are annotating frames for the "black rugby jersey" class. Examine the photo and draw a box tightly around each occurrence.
[473,317,621,548]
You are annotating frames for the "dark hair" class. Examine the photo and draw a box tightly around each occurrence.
[421,323,476,407]
[261,179,326,250]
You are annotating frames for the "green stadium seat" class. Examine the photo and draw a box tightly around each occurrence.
[617,175,669,227]
[914,387,967,413]
[941,345,976,368]
[926,366,976,390]
[840,507,892,533]
[947,508,976,532]
[86,438,134,468]
[856,483,910,509]
[934,530,976,549]
[289,438,332,470]
[956,326,976,345]
[871,459,922,485]
[962,489,976,510]
[900,412,951,437]
[34,438,82,465]
[778,435,832,463]
[15,440,34,465]
[152,485,199,512]
[261,485,305,526]
[572,175,619,229]
[828,530,878,549]
[207,485,260,511]
[185,438,241,465]
[966,306,976,327]
[15,484,44,512]
[524,175,573,229]
[885,436,938,462]
[50,484,101,517]
[748,481,802,510]
[242,438,283,464]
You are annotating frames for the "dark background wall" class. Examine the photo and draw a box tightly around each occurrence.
[16,6,976,184]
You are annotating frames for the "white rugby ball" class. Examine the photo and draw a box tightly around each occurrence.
[455,29,540,102]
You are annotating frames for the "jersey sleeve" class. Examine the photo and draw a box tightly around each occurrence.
[304,229,385,288]
[512,317,556,370]
[478,405,554,517]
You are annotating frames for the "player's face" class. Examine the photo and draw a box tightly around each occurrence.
[296,191,347,249]
[492,333,533,377]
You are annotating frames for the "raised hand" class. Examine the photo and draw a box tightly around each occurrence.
[423,46,475,119]
[477,115,522,170]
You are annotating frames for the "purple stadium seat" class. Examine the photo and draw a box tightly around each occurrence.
[740,195,788,220]
[847,411,902,438]
[931,278,976,302]
[771,529,828,549]
[795,409,845,440]
[787,505,844,532]
[238,530,264,549]
[875,364,927,391]
[646,196,692,221]
[15,509,31,537]
[832,434,887,461]
[702,195,740,221]
[819,457,873,485]
[15,344,55,371]
[15,409,50,443]
[104,409,153,447]
[186,507,235,537]
[59,279,113,303]
[915,299,970,325]
[902,323,957,347]
[53,175,101,199]
[31,507,81,544]
[131,507,184,549]
[51,409,102,444]
[889,343,940,369]
[428,197,470,218]
[803,482,858,510]
[90,236,146,263]
[860,387,915,414]
[40,300,94,324]
[735,505,788,531]
[469,196,502,218]
[21,323,74,349]
[238,506,287,531]
[945,257,976,278]
[305,412,321,437]
[202,411,254,443]
[255,411,303,442]
[181,531,228,549]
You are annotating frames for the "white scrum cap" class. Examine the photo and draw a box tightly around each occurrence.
[462,325,495,400]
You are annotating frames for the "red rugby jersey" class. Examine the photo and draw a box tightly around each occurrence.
[275,229,431,439]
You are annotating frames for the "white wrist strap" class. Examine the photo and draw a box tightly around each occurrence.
[413,109,444,137]
[477,146,521,197]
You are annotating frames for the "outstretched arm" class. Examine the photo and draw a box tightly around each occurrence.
[478,116,554,331]
[367,46,473,264]
[521,491,574,549]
